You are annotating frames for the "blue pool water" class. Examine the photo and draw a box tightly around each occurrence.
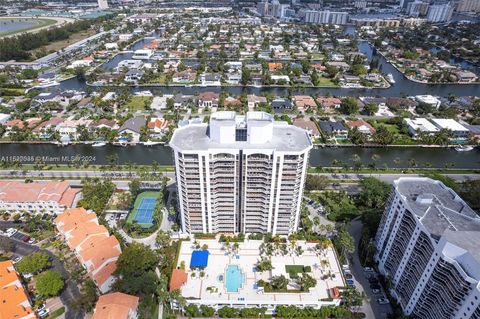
[225,265,245,293]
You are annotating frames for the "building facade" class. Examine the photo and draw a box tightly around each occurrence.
[427,3,454,22]
[169,111,312,235]
[375,177,480,318]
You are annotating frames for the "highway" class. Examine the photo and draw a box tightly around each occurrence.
[1,169,479,183]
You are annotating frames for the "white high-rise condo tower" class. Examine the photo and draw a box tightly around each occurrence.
[375,177,480,318]
[169,111,312,235]
[98,0,109,10]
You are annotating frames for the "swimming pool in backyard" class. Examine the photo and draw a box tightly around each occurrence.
[225,265,245,293]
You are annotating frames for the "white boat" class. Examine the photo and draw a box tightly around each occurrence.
[386,74,395,84]
[35,81,59,88]
[92,142,107,147]
[113,142,128,147]
[143,141,161,147]
[455,145,474,152]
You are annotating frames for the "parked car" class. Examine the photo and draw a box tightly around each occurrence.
[22,235,31,243]
[12,256,23,263]
[23,273,33,280]
[372,288,381,294]
[38,308,49,318]
[28,238,36,244]
[377,298,390,305]
[346,279,355,286]
[364,267,374,272]
[345,273,353,279]
[5,228,17,237]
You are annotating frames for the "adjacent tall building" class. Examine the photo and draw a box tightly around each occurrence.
[98,0,109,10]
[375,177,480,318]
[169,111,312,235]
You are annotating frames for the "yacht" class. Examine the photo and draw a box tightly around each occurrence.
[113,141,128,147]
[386,74,395,84]
[455,145,474,152]
[92,142,107,147]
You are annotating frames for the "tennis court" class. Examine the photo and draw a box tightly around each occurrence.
[126,191,160,227]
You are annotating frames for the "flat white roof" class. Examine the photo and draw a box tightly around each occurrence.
[431,119,469,132]
[404,118,439,132]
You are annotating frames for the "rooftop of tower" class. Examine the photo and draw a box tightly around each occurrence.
[395,177,480,260]
[169,111,312,153]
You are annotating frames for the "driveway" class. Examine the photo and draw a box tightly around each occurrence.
[348,218,392,319]
[1,234,84,319]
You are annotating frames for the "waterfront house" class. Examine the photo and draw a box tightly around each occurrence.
[318,121,348,139]
[118,116,146,143]
[197,92,219,111]
[293,95,317,113]
[346,119,376,135]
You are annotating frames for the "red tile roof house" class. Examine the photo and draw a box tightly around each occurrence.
[92,292,139,319]
[197,92,219,112]
[0,181,80,215]
[346,119,376,135]
[294,95,317,113]
[54,207,121,293]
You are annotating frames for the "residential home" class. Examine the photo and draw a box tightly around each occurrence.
[90,119,118,130]
[326,61,350,71]
[54,208,121,293]
[316,97,342,110]
[172,70,196,83]
[293,118,320,139]
[403,118,440,136]
[0,180,80,215]
[294,95,317,113]
[271,98,293,113]
[268,62,283,72]
[33,117,64,138]
[247,95,267,111]
[197,92,219,111]
[223,97,242,109]
[118,116,146,143]
[200,73,221,86]
[430,118,470,140]
[56,118,92,140]
[124,69,144,83]
[92,292,139,319]
[346,119,376,135]
[318,121,348,139]
[147,117,170,135]
[173,94,195,109]
[455,70,477,83]
[0,260,36,319]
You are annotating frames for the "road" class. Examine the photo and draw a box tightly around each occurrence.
[348,219,391,319]
[1,231,84,319]
[1,169,478,184]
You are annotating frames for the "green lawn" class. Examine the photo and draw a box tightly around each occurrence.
[126,191,161,227]
[285,265,308,278]
[0,18,57,37]
[124,96,153,111]
[315,77,338,87]
[311,53,325,60]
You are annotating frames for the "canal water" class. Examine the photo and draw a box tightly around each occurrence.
[50,39,480,97]
[0,144,479,169]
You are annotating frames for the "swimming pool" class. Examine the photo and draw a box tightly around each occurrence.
[225,265,245,293]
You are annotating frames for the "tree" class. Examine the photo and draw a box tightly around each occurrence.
[335,226,355,257]
[36,270,64,297]
[305,174,330,191]
[115,243,159,278]
[358,177,390,210]
[218,306,239,318]
[200,305,215,317]
[15,252,50,274]
[255,257,273,272]
[373,126,394,145]
[340,97,359,115]
[271,275,289,290]
[156,230,170,249]
[342,287,366,313]
[129,179,141,198]
[364,102,379,115]
[297,273,317,291]
[78,178,115,213]
[73,278,98,312]
[349,127,367,145]
[460,180,480,210]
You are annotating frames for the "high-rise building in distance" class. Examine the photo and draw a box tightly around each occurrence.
[169,111,312,235]
[375,177,480,318]
[98,0,109,10]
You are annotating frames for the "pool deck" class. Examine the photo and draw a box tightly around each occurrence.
[176,239,344,308]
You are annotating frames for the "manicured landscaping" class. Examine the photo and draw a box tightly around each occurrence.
[124,96,153,111]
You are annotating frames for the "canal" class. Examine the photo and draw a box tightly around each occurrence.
[1,144,479,169]
[45,37,480,97]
